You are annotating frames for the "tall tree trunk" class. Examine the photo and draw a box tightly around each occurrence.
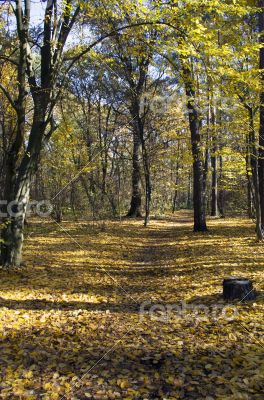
[246,133,254,219]
[172,163,180,213]
[140,133,151,226]
[211,153,219,216]
[0,1,27,265]
[98,100,108,198]
[186,169,192,209]
[247,181,254,219]
[247,106,263,240]
[192,154,207,231]
[218,155,225,218]
[142,146,151,226]
[172,141,180,213]
[258,0,264,232]
[1,0,80,268]
[1,102,46,267]
[132,101,151,225]
[126,131,142,217]
[210,106,219,217]
[182,62,207,231]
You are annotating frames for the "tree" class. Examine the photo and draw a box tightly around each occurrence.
[258,0,264,236]
[181,58,208,231]
[0,0,154,267]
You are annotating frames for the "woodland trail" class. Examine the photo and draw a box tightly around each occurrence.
[0,213,263,399]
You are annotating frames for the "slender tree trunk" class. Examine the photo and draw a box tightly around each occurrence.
[218,155,225,218]
[211,153,219,216]
[98,100,108,198]
[133,109,151,226]
[141,138,151,226]
[172,163,179,213]
[70,183,77,219]
[126,130,142,217]
[182,63,207,231]
[245,132,253,218]
[192,156,207,231]
[210,111,219,216]
[172,141,180,213]
[247,181,254,219]
[186,170,192,209]
[247,107,263,240]
[258,0,264,232]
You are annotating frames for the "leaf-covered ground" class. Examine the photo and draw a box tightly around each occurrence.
[0,212,264,400]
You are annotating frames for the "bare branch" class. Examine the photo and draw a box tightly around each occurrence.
[0,83,17,111]
[0,55,19,67]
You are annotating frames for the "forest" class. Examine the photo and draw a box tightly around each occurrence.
[0,0,264,399]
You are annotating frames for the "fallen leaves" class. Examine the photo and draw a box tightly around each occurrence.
[0,214,263,399]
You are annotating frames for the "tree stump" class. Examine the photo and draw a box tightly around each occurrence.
[223,278,256,301]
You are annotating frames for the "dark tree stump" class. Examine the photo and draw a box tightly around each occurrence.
[223,278,256,301]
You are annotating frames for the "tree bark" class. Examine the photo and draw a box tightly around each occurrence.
[210,106,219,217]
[258,0,264,231]
[247,107,263,239]
[140,128,151,226]
[246,131,254,219]
[172,141,181,213]
[172,164,180,213]
[186,170,192,209]
[129,98,151,225]
[182,62,207,231]
[0,0,28,265]
[126,130,142,217]
[211,153,219,216]
[247,180,254,219]
[218,155,225,218]
[1,100,47,267]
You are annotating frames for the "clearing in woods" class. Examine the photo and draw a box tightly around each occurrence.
[0,212,263,399]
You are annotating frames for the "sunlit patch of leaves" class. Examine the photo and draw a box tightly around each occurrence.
[0,213,263,399]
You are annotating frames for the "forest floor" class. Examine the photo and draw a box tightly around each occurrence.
[0,211,264,400]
